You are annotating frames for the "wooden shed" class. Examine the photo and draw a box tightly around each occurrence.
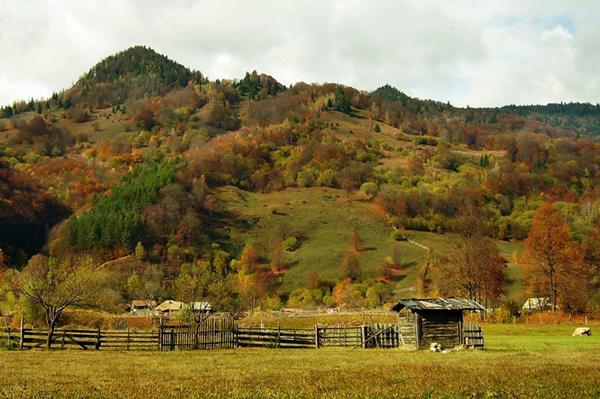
[392,297,485,350]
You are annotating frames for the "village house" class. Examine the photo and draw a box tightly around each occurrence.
[129,300,157,313]
[522,297,551,311]
[154,300,213,316]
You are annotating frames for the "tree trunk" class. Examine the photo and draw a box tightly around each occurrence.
[550,273,557,312]
[47,322,56,349]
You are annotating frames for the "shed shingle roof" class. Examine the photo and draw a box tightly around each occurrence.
[391,297,485,312]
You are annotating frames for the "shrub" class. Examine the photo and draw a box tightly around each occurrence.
[413,136,437,146]
[360,182,378,199]
[72,108,92,123]
[390,230,407,241]
[297,168,316,188]
[283,237,300,252]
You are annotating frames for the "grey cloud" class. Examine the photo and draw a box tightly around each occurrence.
[0,0,599,107]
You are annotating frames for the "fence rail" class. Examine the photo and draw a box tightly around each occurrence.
[236,324,405,349]
[12,328,159,350]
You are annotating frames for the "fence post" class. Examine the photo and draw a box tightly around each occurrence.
[127,329,130,351]
[233,323,238,348]
[19,317,24,350]
[158,317,163,351]
[314,325,320,349]
[95,327,101,350]
[277,324,281,348]
[361,325,366,349]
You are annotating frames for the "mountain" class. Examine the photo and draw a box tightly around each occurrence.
[372,84,411,105]
[64,45,199,108]
[1,46,599,313]
[236,70,287,100]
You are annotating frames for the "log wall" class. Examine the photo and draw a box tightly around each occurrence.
[416,310,462,349]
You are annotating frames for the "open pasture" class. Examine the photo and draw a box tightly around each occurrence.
[1,323,599,399]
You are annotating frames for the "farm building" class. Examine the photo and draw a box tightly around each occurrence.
[129,300,157,313]
[392,297,485,350]
[155,300,213,316]
[522,297,551,311]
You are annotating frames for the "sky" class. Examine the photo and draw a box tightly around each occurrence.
[1,0,599,108]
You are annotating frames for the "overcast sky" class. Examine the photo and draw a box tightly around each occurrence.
[1,0,599,107]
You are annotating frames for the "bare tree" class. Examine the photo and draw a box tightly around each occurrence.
[6,255,99,349]
[127,264,166,303]
[437,235,506,307]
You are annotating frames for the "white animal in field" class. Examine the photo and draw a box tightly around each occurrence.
[572,327,591,336]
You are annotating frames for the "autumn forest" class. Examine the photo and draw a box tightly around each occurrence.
[1,46,600,324]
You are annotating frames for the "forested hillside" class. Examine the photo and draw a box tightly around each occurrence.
[1,46,600,318]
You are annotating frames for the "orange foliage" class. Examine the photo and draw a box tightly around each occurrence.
[525,202,590,312]
[24,157,114,209]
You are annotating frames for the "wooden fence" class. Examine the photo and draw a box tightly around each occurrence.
[236,327,316,348]
[4,328,159,350]
[236,323,405,349]
[1,321,483,351]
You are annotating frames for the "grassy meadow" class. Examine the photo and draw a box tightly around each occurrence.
[217,185,526,300]
[1,323,599,399]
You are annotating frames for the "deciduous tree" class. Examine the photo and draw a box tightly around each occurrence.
[350,230,364,252]
[6,255,99,348]
[339,250,360,281]
[436,235,506,306]
[175,260,235,327]
[239,243,259,273]
[525,202,587,311]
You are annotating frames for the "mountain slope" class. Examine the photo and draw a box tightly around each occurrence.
[0,160,70,265]
[0,46,599,312]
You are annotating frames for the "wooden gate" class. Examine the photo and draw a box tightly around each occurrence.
[361,324,402,348]
[159,316,236,351]
[462,323,485,349]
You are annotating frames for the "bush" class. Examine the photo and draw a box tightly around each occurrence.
[390,230,407,241]
[360,182,378,199]
[413,136,437,146]
[283,237,300,252]
[0,340,18,350]
[71,108,92,123]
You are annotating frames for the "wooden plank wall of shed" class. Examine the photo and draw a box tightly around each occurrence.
[416,310,462,349]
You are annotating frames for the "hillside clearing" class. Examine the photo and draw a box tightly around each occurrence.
[217,186,525,299]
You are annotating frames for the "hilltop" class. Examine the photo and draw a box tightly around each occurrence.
[0,46,599,314]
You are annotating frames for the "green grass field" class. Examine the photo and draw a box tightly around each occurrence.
[1,324,599,399]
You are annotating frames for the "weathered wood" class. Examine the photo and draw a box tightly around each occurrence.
[19,318,24,350]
